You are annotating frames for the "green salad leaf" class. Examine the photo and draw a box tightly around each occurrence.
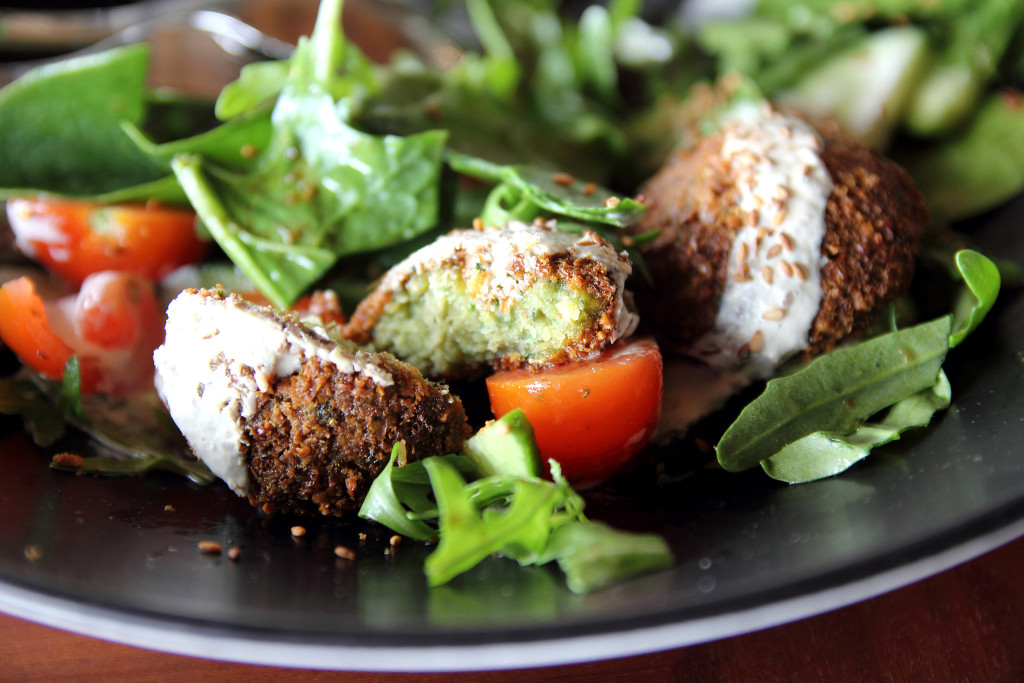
[903,92,1024,221]
[0,376,67,447]
[950,249,1001,347]
[172,0,447,308]
[360,416,672,594]
[717,315,953,473]
[720,249,1000,481]
[761,371,952,483]
[446,150,646,228]
[0,44,170,201]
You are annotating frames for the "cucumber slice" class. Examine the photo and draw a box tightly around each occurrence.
[776,26,930,149]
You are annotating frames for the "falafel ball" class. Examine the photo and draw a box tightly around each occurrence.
[154,288,471,516]
[628,101,928,378]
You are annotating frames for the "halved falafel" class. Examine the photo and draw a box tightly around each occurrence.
[344,220,639,379]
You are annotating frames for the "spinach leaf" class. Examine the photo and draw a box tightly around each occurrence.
[717,315,953,472]
[761,371,951,483]
[0,44,168,199]
[123,106,274,170]
[950,249,1001,348]
[174,0,447,308]
[215,61,291,121]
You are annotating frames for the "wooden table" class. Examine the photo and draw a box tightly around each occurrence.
[2,535,1022,681]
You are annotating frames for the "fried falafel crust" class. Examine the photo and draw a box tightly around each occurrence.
[154,288,470,517]
[246,354,471,516]
[630,117,928,361]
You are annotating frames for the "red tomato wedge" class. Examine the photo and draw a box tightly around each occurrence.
[6,198,208,285]
[0,274,165,395]
[486,338,663,487]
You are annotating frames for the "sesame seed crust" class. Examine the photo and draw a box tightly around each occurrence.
[628,114,927,363]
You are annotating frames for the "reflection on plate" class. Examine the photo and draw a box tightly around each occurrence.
[1,6,1024,673]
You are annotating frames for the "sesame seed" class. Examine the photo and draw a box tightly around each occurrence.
[390,535,402,547]
[773,209,787,227]
[779,260,794,277]
[780,232,794,250]
[52,452,83,468]
[694,438,711,453]
[731,271,753,283]
[583,182,598,196]
[761,266,773,284]
[737,343,750,359]
[291,525,306,538]
[741,263,751,279]
[776,186,791,202]
[746,210,759,227]
[736,242,749,264]
[240,143,258,159]
[794,263,808,281]
[472,217,483,231]
[603,196,621,208]
[552,172,574,187]
[621,235,635,246]
[756,227,769,245]
[762,308,786,321]
[24,545,42,562]
[227,547,242,561]
[767,244,783,259]
[334,546,356,560]
[749,330,765,353]
[802,165,813,176]
[164,504,176,513]
[198,541,222,555]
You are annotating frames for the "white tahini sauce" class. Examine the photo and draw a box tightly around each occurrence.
[153,290,393,496]
[691,104,833,379]
[381,219,639,342]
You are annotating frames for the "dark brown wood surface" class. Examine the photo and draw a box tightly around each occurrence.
[2,536,1023,681]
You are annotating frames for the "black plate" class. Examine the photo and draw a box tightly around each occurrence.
[1,9,1024,673]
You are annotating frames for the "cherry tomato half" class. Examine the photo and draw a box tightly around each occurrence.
[0,273,165,395]
[6,198,208,285]
[486,338,663,487]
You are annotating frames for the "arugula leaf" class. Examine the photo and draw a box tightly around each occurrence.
[358,442,438,541]
[0,44,168,200]
[446,150,645,228]
[422,457,576,586]
[538,520,674,594]
[761,371,952,483]
[950,249,1001,348]
[717,316,953,472]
